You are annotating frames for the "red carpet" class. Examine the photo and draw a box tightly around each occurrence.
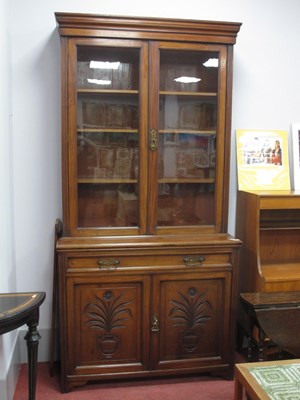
[13,362,246,399]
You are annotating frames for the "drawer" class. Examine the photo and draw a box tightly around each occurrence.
[66,252,232,271]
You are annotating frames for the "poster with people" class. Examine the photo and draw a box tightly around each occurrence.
[236,129,290,190]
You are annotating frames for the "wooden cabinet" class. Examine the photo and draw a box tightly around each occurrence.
[236,190,300,339]
[236,190,300,294]
[58,240,239,390]
[55,13,241,392]
[236,191,300,292]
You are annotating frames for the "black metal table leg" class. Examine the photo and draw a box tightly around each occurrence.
[24,308,41,400]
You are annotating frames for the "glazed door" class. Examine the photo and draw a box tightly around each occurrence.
[63,38,231,237]
[148,42,229,234]
[66,38,149,236]
[65,273,151,376]
[150,271,232,371]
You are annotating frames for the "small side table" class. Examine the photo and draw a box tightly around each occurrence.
[0,292,46,400]
[234,359,300,399]
[240,291,300,361]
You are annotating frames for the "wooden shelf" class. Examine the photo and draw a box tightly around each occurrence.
[78,178,137,184]
[77,128,138,133]
[261,262,300,282]
[78,178,213,184]
[260,225,300,230]
[77,89,139,94]
[158,178,214,184]
[159,129,216,135]
[160,91,217,97]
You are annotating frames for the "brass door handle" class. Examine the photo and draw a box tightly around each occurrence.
[149,129,158,151]
[151,313,159,332]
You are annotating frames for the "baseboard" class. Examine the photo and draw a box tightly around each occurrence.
[0,328,55,400]
[0,336,20,400]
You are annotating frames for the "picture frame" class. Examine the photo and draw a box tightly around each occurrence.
[236,129,291,191]
[292,123,300,190]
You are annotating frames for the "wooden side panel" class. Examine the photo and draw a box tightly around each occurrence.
[236,190,261,293]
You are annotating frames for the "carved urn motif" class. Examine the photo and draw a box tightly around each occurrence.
[85,290,133,358]
[169,287,213,352]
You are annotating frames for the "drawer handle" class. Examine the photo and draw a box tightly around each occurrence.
[97,258,120,270]
[183,256,205,266]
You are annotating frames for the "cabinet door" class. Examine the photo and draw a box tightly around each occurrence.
[65,38,148,236]
[65,273,150,377]
[150,271,232,372]
[148,42,229,234]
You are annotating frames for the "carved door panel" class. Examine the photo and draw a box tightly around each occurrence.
[66,274,150,376]
[150,271,232,371]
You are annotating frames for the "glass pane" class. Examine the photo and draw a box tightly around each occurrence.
[77,47,139,90]
[76,46,140,228]
[160,50,218,93]
[157,183,214,226]
[77,132,138,180]
[157,132,215,226]
[78,183,138,227]
[158,50,218,227]
[77,93,138,130]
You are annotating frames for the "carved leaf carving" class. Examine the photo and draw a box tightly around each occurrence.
[85,290,133,333]
[169,288,212,328]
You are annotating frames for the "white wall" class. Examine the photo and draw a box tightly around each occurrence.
[0,0,14,293]
[6,0,300,366]
[0,1,18,398]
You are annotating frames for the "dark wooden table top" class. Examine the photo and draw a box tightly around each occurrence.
[0,292,46,335]
[240,291,300,309]
[240,291,300,357]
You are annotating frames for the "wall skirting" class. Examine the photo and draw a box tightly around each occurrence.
[0,338,20,400]
[1,328,54,400]
[18,328,53,363]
